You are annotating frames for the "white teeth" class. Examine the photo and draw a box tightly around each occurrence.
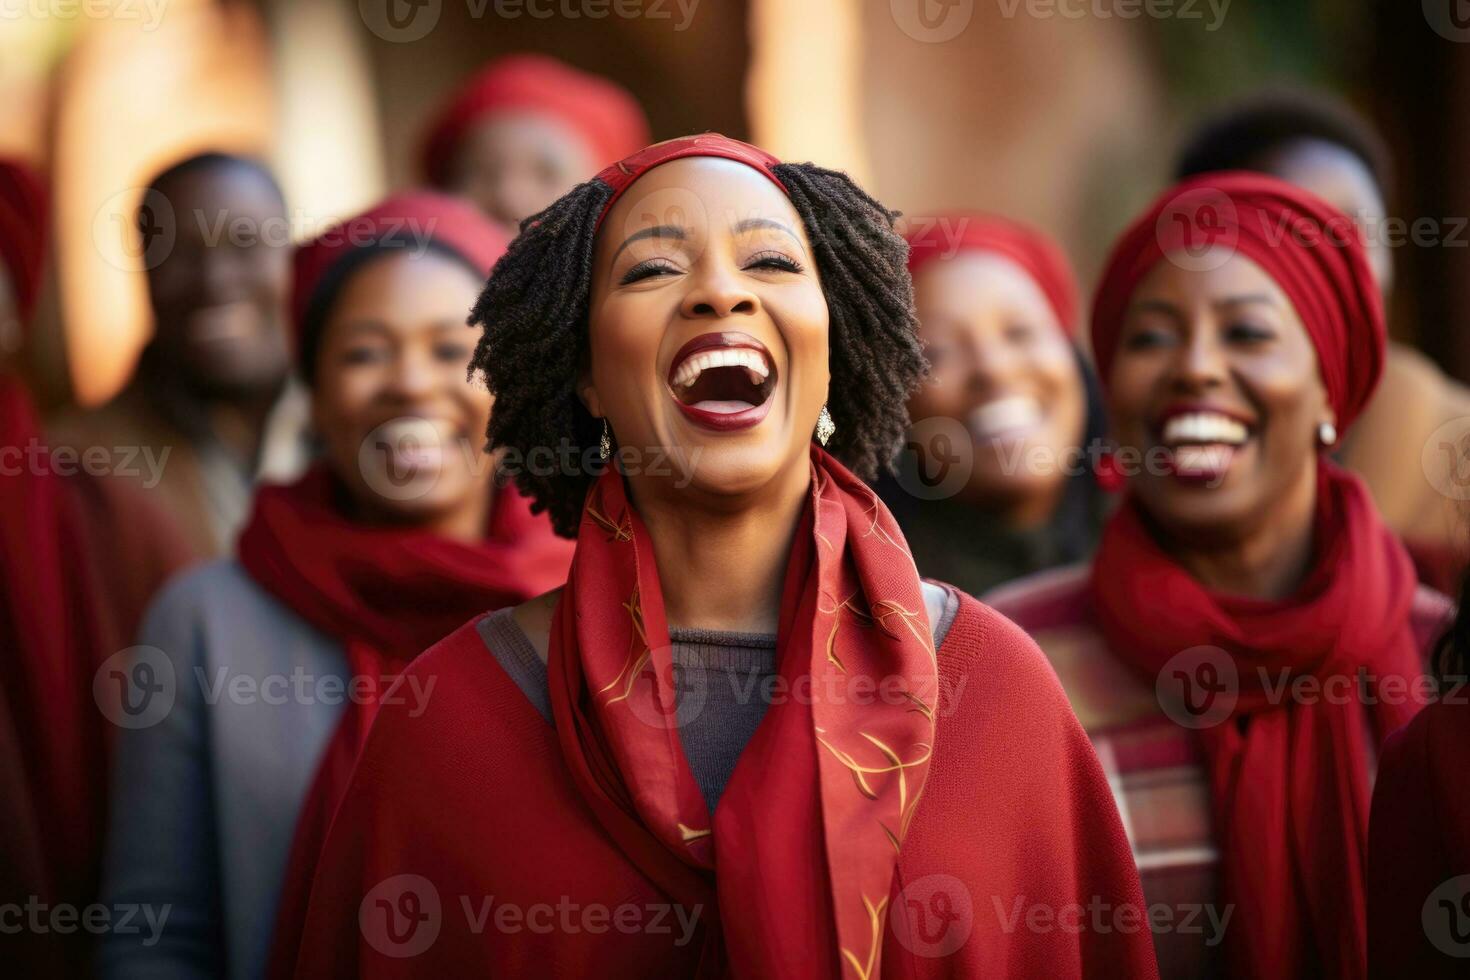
[672,348,771,388]
[969,396,1043,437]
[1160,412,1248,447]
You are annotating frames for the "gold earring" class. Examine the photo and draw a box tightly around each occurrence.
[599,419,612,460]
[815,405,836,446]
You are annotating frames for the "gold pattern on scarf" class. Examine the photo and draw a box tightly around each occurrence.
[598,585,652,705]
[840,894,890,980]
[678,823,712,843]
[585,494,633,542]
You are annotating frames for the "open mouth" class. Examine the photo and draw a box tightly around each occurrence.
[1153,406,1253,483]
[667,332,778,431]
[969,394,1045,441]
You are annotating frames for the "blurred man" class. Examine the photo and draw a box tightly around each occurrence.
[53,151,306,558]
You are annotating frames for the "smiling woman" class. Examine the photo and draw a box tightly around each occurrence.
[98,192,573,980]
[282,135,1158,979]
[989,172,1453,979]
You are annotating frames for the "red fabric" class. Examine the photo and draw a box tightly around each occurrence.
[0,377,110,978]
[1091,461,1423,979]
[0,158,46,323]
[1368,698,1470,978]
[903,214,1078,334]
[282,477,1158,977]
[592,133,786,232]
[1090,171,1385,433]
[420,54,650,186]
[249,467,574,977]
[289,190,508,346]
[550,448,937,976]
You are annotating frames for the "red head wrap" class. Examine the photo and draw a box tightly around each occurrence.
[290,190,508,352]
[591,133,786,232]
[1090,171,1384,434]
[420,54,650,186]
[904,213,1079,335]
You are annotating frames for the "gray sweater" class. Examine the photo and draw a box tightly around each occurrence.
[99,560,348,980]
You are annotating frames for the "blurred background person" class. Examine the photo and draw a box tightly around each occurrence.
[51,151,306,561]
[1173,89,1470,592]
[879,215,1108,595]
[418,53,650,233]
[990,174,1451,977]
[99,192,572,980]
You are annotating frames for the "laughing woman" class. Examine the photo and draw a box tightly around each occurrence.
[283,136,1157,978]
[878,216,1107,595]
[988,173,1451,978]
[99,193,573,980]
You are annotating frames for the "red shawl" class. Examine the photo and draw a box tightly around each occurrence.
[551,449,938,976]
[1368,698,1470,978]
[0,378,110,977]
[250,467,573,973]
[282,449,1157,978]
[1092,461,1422,978]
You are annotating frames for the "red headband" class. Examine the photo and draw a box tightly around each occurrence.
[420,54,650,186]
[592,134,787,232]
[904,213,1078,334]
[0,158,47,326]
[1091,171,1384,434]
[290,191,508,348]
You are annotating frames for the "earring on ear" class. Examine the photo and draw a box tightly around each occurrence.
[599,419,612,460]
[815,405,836,446]
[1318,421,1338,447]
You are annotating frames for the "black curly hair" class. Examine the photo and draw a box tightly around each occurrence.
[1173,88,1393,195]
[466,161,925,538]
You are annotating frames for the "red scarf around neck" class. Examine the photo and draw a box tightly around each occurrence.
[550,446,939,979]
[250,465,574,974]
[1090,460,1421,979]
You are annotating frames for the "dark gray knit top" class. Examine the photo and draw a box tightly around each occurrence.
[475,581,958,810]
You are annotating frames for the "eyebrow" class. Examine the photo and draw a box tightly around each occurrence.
[611,224,687,263]
[1213,293,1279,309]
[732,216,803,247]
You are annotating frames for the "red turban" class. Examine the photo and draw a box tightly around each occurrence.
[903,213,1079,334]
[291,190,508,346]
[420,54,650,186]
[1090,171,1384,434]
[0,159,47,325]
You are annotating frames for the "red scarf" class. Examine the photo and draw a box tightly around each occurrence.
[1091,461,1421,978]
[0,377,109,977]
[550,448,939,978]
[249,466,573,973]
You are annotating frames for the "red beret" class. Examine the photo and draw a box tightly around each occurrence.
[1090,171,1384,434]
[420,54,650,187]
[903,214,1078,335]
[290,190,509,350]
